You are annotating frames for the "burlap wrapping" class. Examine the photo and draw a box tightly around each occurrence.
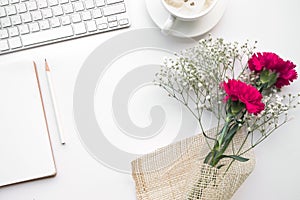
[131,127,255,200]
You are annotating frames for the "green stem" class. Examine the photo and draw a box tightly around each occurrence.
[204,109,245,167]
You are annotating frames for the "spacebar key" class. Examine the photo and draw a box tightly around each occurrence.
[22,26,74,46]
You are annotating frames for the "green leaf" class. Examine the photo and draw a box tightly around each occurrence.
[223,124,239,143]
[204,152,212,164]
[260,70,270,84]
[260,69,278,88]
[216,164,225,169]
[231,101,245,116]
[221,155,249,162]
[267,72,278,88]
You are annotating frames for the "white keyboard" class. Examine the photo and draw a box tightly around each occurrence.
[0,0,130,55]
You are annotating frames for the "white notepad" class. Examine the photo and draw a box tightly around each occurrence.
[0,61,56,187]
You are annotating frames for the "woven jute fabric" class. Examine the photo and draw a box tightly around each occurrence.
[131,127,255,200]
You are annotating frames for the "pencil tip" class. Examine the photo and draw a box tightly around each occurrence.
[45,60,50,71]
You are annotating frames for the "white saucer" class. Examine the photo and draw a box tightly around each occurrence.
[145,0,228,38]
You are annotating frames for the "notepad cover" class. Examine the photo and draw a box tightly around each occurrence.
[0,61,56,187]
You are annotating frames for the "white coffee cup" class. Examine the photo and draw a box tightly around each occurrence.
[161,0,219,35]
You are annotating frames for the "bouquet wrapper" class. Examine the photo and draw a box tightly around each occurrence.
[131,127,255,200]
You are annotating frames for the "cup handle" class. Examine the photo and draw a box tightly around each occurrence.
[161,14,176,35]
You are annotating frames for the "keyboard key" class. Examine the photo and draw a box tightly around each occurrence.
[37,0,48,8]
[103,3,125,16]
[48,0,58,6]
[39,19,50,30]
[73,22,86,34]
[108,21,117,28]
[0,40,9,51]
[59,0,68,4]
[86,20,96,31]
[95,17,105,24]
[63,4,73,14]
[98,23,107,30]
[22,25,73,46]
[107,15,117,22]
[6,5,17,16]
[74,1,84,11]
[95,0,105,7]
[0,29,9,38]
[0,7,6,17]
[92,8,102,18]
[0,0,9,6]
[11,15,22,25]
[85,0,94,9]
[52,6,64,16]
[61,15,71,25]
[49,17,60,27]
[16,3,27,13]
[71,13,81,23]
[119,18,128,25]
[8,37,22,49]
[10,0,19,3]
[42,8,53,18]
[106,0,123,5]
[21,13,32,23]
[31,10,42,21]
[8,27,19,36]
[26,1,38,11]
[82,11,92,21]
[18,24,30,34]
[95,18,107,27]
[0,17,11,28]
[29,22,39,32]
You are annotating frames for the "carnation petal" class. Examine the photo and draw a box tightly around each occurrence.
[248,52,298,88]
[222,79,265,115]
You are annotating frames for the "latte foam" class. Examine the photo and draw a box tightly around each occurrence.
[164,0,214,17]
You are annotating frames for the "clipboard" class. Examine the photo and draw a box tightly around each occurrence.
[0,61,56,187]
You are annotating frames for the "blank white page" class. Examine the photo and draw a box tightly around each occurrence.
[0,61,56,187]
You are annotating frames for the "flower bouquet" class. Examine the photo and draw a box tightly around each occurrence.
[131,36,299,200]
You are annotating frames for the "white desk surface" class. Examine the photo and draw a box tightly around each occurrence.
[1,0,300,199]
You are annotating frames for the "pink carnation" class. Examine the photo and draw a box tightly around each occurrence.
[222,79,265,115]
[248,52,298,88]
